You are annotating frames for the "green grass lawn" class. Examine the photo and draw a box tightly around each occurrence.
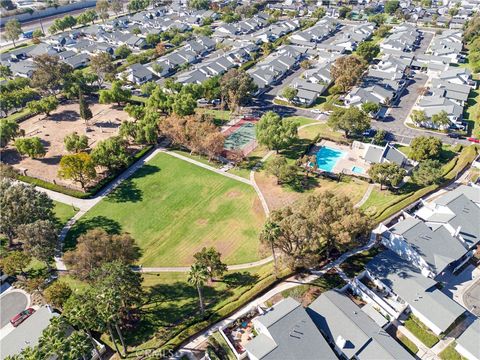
[397,334,419,355]
[404,315,440,348]
[209,332,237,360]
[196,108,232,125]
[439,342,466,360]
[66,152,265,267]
[172,149,223,168]
[298,123,347,143]
[53,201,78,228]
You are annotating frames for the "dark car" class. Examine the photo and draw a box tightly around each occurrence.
[363,129,377,137]
[448,133,462,139]
[10,308,35,327]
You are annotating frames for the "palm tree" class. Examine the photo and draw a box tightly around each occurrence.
[188,264,209,314]
[260,221,281,278]
[63,293,103,359]
[39,317,70,358]
[68,331,92,360]
[95,288,125,358]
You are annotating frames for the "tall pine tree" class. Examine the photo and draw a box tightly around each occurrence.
[79,91,93,125]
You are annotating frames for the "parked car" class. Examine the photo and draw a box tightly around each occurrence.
[363,129,377,137]
[310,109,322,114]
[211,99,221,106]
[447,133,462,139]
[467,137,480,143]
[10,308,35,327]
[196,98,209,106]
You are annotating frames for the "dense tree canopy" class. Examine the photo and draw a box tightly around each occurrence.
[256,111,299,152]
[220,69,257,111]
[327,106,370,137]
[410,136,442,161]
[367,162,405,189]
[331,55,366,92]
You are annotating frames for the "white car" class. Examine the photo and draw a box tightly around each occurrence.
[310,109,323,114]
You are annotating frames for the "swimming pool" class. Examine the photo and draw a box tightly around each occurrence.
[316,146,346,172]
[352,166,365,174]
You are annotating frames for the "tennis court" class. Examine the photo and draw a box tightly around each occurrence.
[224,122,256,150]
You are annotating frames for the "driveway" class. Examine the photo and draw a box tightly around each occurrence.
[0,291,28,328]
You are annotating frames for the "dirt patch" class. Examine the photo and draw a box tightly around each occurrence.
[1,99,133,189]
[196,218,209,226]
[226,190,242,198]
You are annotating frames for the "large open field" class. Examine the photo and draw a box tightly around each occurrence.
[67,152,265,267]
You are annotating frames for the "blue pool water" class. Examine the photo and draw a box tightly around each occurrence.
[316,146,346,172]
[352,166,365,174]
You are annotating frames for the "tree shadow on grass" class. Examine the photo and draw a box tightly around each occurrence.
[221,272,259,288]
[107,178,143,203]
[125,281,233,347]
[64,216,122,250]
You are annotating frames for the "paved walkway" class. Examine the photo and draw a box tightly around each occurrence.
[176,233,378,357]
[354,183,374,208]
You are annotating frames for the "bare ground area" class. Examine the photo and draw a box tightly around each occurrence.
[255,171,369,211]
[1,100,133,189]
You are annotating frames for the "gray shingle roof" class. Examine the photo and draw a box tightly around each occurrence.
[245,297,337,360]
[456,318,480,359]
[308,290,414,360]
[388,217,468,275]
[366,250,466,334]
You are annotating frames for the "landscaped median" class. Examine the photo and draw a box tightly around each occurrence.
[404,314,440,348]
[362,144,479,223]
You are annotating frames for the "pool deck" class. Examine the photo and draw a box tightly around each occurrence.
[311,140,372,177]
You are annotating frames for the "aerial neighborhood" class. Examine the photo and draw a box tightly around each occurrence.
[0,0,479,359]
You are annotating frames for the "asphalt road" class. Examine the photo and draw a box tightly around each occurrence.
[464,279,480,317]
[0,291,28,328]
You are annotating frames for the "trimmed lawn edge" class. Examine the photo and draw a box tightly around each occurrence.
[398,334,419,355]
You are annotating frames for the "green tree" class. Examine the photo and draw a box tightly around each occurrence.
[356,42,380,62]
[374,24,392,38]
[281,86,298,103]
[77,10,97,25]
[256,111,299,152]
[431,110,450,128]
[411,109,428,125]
[15,137,46,158]
[193,247,228,282]
[202,76,221,101]
[140,81,157,96]
[127,0,149,13]
[327,106,370,137]
[31,54,72,95]
[188,263,208,314]
[338,6,351,18]
[58,152,97,190]
[4,19,22,46]
[99,81,132,106]
[172,92,196,116]
[0,180,54,247]
[220,69,257,111]
[367,162,405,190]
[17,220,57,268]
[91,136,130,172]
[412,159,443,186]
[63,70,98,99]
[372,129,386,145]
[114,45,132,59]
[63,292,103,359]
[385,0,399,14]
[79,91,93,125]
[260,220,281,276]
[44,282,73,310]
[361,101,381,115]
[410,136,442,161]
[266,155,293,184]
[0,64,12,78]
[0,251,31,276]
[331,55,366,92]
[188,0,209,9]
[0,119,19,147]
[27,96,59,117]
[64,132,89,153]
[311,6,326,19]
[368,13,387,26]
[90,53,115,86]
